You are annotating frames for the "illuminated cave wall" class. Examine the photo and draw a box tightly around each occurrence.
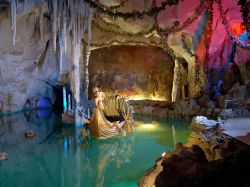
[88,46,174,101]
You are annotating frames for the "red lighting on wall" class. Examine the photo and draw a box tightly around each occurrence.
[230,22,246,36]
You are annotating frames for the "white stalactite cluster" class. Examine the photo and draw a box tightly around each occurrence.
[47,0,93,103]
[9,0,94,124]
[10,0,94,102]
[48,0,94,124]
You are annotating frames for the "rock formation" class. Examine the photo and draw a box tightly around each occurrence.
[0,0,249,118]
[140,116,250,187]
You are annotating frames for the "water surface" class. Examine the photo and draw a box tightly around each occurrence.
[0,110,190,187]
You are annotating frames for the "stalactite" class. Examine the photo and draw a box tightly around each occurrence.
[58,1,64,75]
[52,0,58,53]
[8,0,94,123]
[87,3,93,46]
[63,12,67,54]
[59,47,63,75]
[11,0,17,46]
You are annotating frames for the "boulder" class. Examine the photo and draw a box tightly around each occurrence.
[217,95,225,108]
[211,108,221,119]
[190,116,218,133]
[228,83,246,96]
[198,95,209,108]
[190,104,200,117]
[154,139,250,187]
[219,109,235,119]
[155,145,208,187]
[245,99,250,111]
[198,107,207,116]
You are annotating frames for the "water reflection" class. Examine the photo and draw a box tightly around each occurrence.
[0,109,58,151]
[93,136,134,187]
[0,110,190,187]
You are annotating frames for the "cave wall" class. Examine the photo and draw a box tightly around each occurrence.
[235,47,250,86]
[89,46,174,101]
[0,4,71,113]
[0,0,250,113]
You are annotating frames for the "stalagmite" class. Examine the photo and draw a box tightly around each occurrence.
[172,59,181,102]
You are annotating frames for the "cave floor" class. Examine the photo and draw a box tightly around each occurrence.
[223,117,250,145]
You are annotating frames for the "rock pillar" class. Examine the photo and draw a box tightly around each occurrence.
[80,43,91,100]
[172,59,181,102]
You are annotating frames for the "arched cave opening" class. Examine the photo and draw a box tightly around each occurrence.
[88,45,176,101]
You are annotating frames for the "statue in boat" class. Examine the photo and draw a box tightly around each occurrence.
[83,86,135,139]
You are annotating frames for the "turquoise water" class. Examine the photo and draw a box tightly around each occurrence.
[0,110,190,187]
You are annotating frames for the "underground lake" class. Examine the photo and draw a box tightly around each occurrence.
[0,109,190,187]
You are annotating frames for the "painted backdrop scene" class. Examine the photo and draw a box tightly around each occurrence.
[89,46,174,101]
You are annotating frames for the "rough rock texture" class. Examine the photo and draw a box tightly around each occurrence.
[140,116,250,187]
[167,34,206,98]
[0,5,71,112]
[245,99,250,111]
[130,92,219,118]
[155,140,250,187]
[221,63,241,94]
[1,0,250,114]
[219,109,236,119]
[235,48,250,85]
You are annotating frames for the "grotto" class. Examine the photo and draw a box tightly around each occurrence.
[0,0,250,186]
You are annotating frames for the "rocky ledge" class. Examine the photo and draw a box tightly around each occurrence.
[139,116,250,187]
[130,85,250,119]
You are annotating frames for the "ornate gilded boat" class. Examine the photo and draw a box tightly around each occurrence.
[87,95,135,139]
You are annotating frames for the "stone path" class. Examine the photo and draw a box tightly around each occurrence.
[223,117,250,145]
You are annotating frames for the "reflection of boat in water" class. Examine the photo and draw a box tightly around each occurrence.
[93,136,134,187]
[86,95,135,139]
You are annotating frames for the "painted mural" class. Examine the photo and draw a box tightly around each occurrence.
[89,46,174,101]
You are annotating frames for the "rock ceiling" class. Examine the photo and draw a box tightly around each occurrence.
[0,0,246,51]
